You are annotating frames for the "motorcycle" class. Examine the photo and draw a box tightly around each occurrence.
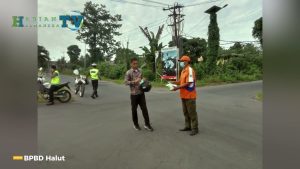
[37,76,72,103]
[74,74,87,97]
[73,69,88,97]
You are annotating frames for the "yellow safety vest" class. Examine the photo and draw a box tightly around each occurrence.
[51,70,60,85]
[90,68,99,80]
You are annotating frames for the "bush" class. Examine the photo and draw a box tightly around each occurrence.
[98,62,126,79]
[142,69,156,81]
[193,63,206,80]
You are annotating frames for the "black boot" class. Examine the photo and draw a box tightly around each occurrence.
[190,129,199,136]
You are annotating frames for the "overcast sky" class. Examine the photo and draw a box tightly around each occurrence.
[38,0,262,61]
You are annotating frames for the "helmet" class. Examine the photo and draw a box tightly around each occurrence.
[39,67,43,71]
[139,79,152,92]
[91,63,97,66]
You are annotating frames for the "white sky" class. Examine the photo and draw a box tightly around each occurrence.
[38,0,262,61]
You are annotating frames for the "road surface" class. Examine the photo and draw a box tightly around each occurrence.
[38,76,262,169]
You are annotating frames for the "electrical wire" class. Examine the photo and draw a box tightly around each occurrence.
[121,17,167,34]
[184,0,222,8]
[109,0,163,8]
[140,0,169,6]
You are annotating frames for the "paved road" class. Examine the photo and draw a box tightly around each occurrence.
[38,76,262,169]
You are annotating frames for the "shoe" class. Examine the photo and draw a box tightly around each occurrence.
[91,95,95,99]
[179,127,191,131]
[133,124,141,131]
[95,94,98,97]
[144,124,154,131]
[46,102,54,106]
[190,129,199,136]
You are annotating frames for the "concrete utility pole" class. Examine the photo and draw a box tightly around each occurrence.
[163,3,184,81]
[163,3,184,55]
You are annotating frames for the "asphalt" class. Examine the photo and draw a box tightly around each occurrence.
[38,76,262,169]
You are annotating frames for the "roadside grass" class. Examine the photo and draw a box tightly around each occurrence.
[102,74,262,88]
[255,92,263,101]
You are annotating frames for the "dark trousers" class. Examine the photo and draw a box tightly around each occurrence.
[91,80,98,97]
[48,85,59,102]
[182,99,198,130]
[130,93,150,126]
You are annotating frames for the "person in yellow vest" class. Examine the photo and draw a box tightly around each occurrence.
[89,63,100,99]
[47,65,61,105]
[171,55,199,136]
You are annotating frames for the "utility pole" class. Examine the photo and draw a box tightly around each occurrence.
[163,3,184,81]
[84,42,87,69]
[163,3,184,54]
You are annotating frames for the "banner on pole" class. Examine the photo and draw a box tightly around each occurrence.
[161,47,179,80]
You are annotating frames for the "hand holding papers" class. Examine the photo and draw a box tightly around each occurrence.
[166,82,177,91]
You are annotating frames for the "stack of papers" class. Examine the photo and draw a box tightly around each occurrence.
[166,82,177,91]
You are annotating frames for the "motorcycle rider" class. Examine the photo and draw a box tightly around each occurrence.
[89,63,100,99]
[47,65,61,105]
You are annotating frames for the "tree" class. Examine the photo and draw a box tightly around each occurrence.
[76,1,122,63]
[114,48,138,68]
[38,45,50,68]
[252,17,263,46]
[169,37,207,63]
[67,45,81,64]
[57,57,67,70]
[139,25,165,74]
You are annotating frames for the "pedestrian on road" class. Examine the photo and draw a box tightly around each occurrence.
[47,65,61,106]
[89,63,100,99]
[125,57,154,131]
[171,55,199,136]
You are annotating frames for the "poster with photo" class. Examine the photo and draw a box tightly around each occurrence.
[161,47,179,80]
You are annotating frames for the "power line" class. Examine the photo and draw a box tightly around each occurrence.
[184,0,222,8]
[140,0,169,6]
[109,0,163,8]
[121,17,167,34]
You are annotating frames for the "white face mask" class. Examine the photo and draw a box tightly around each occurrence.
[179,62,185,67]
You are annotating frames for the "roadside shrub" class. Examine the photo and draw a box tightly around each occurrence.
[193,63,206,80]
[142,69,156,81]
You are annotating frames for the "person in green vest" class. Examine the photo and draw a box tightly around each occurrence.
[47,65,61,105]
[89,63,100,99]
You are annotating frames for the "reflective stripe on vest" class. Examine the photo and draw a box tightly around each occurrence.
[51,70,60,85]
[185,67,195,91]
[90,68,99,80]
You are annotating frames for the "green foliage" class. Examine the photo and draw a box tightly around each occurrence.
[38,45,50,68]
[77,1,122,63]
[206,13,220,75]
[169,37,207,64]
[139,25,165,74]
[98,62,126,79]
[193,63,206,80]
[142,69,156,81]
[253,17,263,45]
[67,45,81,64]
[114,48,138,70]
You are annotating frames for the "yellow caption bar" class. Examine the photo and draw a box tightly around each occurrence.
[12,156,23,161]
